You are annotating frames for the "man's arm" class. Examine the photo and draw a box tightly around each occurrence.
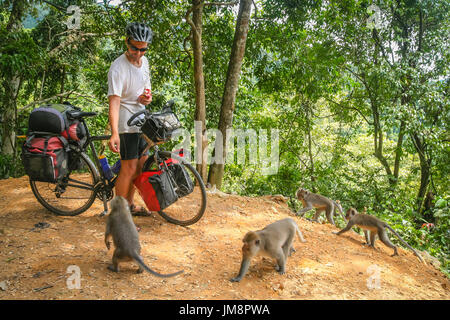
[108,95,121,153]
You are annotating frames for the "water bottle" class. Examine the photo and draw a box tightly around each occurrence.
[98,155,114,180]
[111,159,121,175]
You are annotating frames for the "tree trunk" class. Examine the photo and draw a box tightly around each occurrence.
[59,66,66,103]
[393,120,405,179]
[207,0,252,189]
[411,133,432,214]
[305,104,316,192]
[187,0,208,182]
[1,0,26,157]
[370,28,405,188]
[372,102,396,186]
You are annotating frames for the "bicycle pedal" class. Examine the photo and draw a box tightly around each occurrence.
[99,210,108,217]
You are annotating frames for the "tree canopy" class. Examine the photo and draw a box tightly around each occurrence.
[0,0,448,275]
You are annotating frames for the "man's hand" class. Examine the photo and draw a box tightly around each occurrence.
[137,92,152,105]
[109,133,120,153]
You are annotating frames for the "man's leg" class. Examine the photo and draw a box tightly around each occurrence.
[114,158,139,202]
[116,133,147,212]
[117,133,150,214]
[126,154,148,208]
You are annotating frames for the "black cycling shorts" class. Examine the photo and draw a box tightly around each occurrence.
[119,133,149,160]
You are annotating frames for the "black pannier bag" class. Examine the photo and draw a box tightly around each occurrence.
[21,135,69,182]
[168,160,194,197]
[141,108,182,143]
[68,151,84,171]
[147,170,179,211]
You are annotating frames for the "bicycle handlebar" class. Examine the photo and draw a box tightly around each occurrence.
[127,109,148,127]
[127,100,176,128]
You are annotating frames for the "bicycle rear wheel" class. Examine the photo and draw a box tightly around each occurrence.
[143,150,207,226]
[30,152,99,216]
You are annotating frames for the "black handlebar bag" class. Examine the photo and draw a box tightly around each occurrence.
[141,109,182,143]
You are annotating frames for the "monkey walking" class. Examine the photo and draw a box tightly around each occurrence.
[295,188,345,225]
[230,218,306,282]
[105,196,184,277]
[333,208,425,263]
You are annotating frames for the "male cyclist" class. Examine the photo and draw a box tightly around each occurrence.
[107,22,152,215]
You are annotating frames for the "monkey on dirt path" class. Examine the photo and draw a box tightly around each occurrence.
[333,208,425,264]
[295,188,345,225]
[105,196,184,277]
[230,218,306,282]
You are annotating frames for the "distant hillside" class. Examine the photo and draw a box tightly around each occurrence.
[23,3,49,29]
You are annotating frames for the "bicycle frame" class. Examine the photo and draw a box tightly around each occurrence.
[76,119,112,182]
[27,107,206,223]
[68,119,117,215]
[77,118,157,216]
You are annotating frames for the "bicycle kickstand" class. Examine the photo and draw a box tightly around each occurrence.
[99,193,109,217]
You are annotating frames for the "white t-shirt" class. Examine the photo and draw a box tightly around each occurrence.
[107,53,151,133]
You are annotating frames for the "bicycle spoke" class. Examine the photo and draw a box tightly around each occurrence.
[47,195,92,201]
[150,151,207,226]
[67,177,95,188]
[30,153,98,216]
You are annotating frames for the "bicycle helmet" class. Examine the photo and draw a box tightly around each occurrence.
[126,22,153,43]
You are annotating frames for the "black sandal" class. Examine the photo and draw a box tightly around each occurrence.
[129,204,151,216]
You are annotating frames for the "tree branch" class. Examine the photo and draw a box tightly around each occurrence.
[184,3,200,34]
[18,90,76,113]
[323,96,373,125]
[204,1,238,6]
[372,28,394,69]
[48,31,116,56]
[42,0,65,11]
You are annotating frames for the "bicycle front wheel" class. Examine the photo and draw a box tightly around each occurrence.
[144,150,207,226]
[30,152,100,216]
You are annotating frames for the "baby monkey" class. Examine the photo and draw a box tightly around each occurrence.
[105,196,184,277]
[230,218,306,282]
[333,208,424,263]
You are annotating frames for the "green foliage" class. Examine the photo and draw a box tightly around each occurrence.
[0,154,25,179]
[0,28,45,79]
[0,0,448,276]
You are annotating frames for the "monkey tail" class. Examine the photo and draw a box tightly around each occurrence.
[333,200,346,220]
[386,225,425,264]
[133,254,184,278]
[295,226,306,243]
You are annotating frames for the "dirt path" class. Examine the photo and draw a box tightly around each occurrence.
[0,176,448,300]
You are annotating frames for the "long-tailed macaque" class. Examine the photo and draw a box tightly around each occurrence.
[105,196,184,277]
[333,208,425,263]
[295,188,345,225]
[230,218,306,282]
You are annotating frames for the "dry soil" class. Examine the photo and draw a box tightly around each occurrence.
[0,176,449,300]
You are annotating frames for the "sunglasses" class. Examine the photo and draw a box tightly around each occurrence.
[127,39,148,52]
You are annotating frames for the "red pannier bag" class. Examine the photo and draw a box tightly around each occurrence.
[133,164,178,212]
[21,135,69,182]
[133,149,193,211]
